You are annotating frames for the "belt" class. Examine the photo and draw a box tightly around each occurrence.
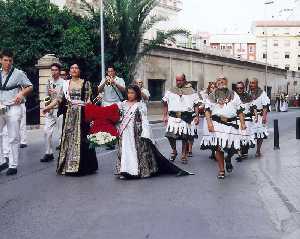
[169,111,193,124]
[211,115,239,129]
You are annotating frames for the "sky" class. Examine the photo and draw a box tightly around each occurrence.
[177,0,300,34]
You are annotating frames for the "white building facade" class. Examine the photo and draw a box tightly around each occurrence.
[144,0,183,40]
[253,21,300,72]
[209,34,256,61]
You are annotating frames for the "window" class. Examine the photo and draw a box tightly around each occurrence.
[284,40,291,47]
[298,66,300,71]
[263,53,267,59]
[273,40,279,47]
[298,41,300,47]
[274,64,279,68]
[285,65,290,70]
[148,79,165,101]
[285,52,290,59]
[262,40,267,47]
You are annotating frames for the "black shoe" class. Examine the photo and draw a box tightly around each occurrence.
[6,168,17,176]
[0,161,9,172]
[40,154,54,162]
[20,144,27,148]
[236,156,243,162]
[225,158,234,173]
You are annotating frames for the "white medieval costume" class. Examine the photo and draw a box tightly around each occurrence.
[162,85,200,140]
[200,88,244,152]
[250,88,270,139]
[116,101,191,178]
[237,92,256,149]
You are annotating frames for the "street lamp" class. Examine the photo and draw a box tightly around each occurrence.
[100,0,105,81]
[263,0,275,91]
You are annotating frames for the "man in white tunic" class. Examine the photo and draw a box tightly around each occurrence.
[249,78,270,157]
[162,74,200,164]
[0,49,33,175]
[201,76,246,179]
[235,81,256,161]
[40,63,64,162]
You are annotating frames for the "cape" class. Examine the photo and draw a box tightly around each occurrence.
[169,82,195,96]
[84,103,120,136]
[209,88,234,104]
[237,92,252,103]
[249,87,263,100]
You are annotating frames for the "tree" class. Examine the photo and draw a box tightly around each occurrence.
[82,0,188,83]
[0,0,104,82]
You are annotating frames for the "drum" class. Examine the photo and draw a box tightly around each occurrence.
[0,105,8,116]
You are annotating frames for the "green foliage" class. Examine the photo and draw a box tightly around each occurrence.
[0,0,188,84]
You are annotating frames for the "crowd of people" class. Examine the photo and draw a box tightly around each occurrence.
[0,49,271,180]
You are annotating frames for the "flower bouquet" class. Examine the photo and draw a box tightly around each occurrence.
[87,131,117,149]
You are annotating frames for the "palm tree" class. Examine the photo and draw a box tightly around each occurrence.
[81,0,188,83]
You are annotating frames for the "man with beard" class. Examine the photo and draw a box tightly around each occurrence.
[200,75,246,179]
[235,81,256,162]
[162,74,200,164]
[249,78,270,157]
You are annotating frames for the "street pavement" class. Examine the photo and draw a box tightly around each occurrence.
[1,109,300,239]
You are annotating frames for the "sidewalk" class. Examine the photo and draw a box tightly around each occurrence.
[253,128,300,238]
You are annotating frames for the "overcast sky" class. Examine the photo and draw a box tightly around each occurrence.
[177,0,300,33]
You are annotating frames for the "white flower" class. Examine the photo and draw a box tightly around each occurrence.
[87,131,117,147]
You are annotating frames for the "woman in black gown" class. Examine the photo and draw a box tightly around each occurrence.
[43,63,98,176]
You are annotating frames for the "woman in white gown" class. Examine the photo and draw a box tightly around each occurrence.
[116,85,192,179]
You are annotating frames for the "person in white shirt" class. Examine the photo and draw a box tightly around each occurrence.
[0,49,33,175]
[98,67,126,106]
[249,78,270,158]
[40,63,64,162]
[162,74,200,164]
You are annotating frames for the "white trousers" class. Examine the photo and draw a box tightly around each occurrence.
[0,105,22,168]
[2,125,10,158]
[20,103,27,144]
[44,109,63,155]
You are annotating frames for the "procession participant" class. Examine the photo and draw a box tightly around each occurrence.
[200,82,216,160]
[187,82,201,158]
[0,49,33,175]
[249,78,270,158]
[133,79,150,102]
[200,75,246,179]
[162,74,200,164]
[43,63,98,176]
[40,63,64,162]
[116,84,192,179]
[235,81,256,162]
[98,66,126,106]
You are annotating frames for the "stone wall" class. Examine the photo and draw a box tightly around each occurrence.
[36,47,300,123]
[36,54,61,124]
[135,46,300,115]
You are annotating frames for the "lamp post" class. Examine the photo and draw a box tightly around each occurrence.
[264,1,275,91]
[100,0,105,81]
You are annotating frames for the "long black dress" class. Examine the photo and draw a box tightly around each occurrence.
[57,80,98,176]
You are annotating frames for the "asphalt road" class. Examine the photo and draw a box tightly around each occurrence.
[1,110,300,239]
